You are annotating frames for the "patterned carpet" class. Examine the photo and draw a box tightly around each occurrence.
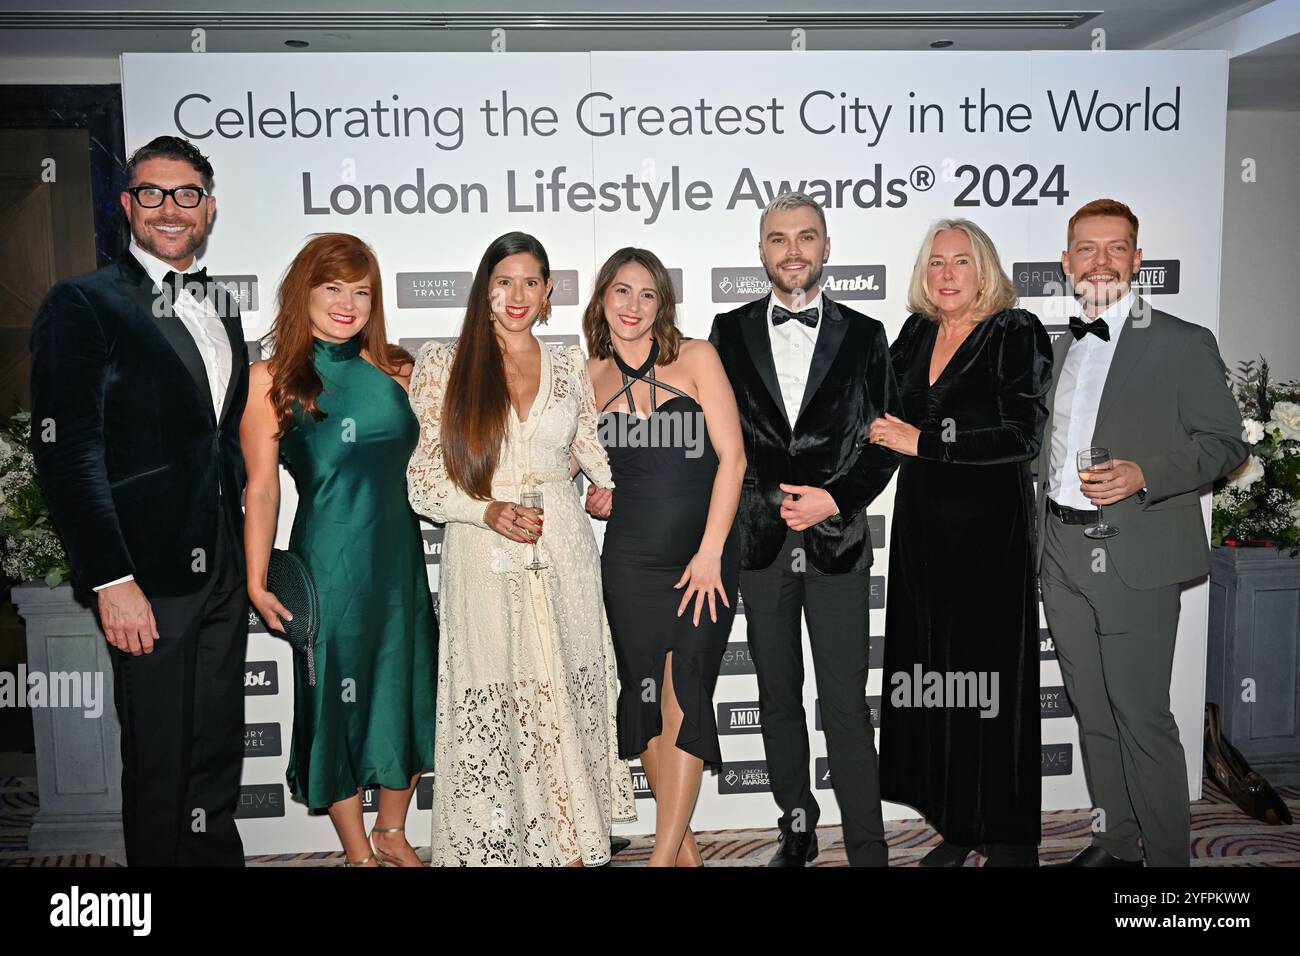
[2,772,1296,866]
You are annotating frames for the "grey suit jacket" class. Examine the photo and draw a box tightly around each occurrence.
[1034,298,1246,589]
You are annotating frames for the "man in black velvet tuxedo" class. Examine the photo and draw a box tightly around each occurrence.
[709,193,900,866]
[30,136,250,865]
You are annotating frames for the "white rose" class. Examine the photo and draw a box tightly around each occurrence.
[1268,401,1300,442]
[1241,418,1265,444]
[1225,454,1265,492]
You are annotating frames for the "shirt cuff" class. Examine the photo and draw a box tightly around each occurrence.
[93,574,135,592]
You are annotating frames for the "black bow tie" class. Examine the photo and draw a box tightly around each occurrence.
[772,305,819,329]
[1069,315,1111,342]
[163,266,211,300]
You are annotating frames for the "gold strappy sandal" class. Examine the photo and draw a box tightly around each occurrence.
[343,851,376,867]
[370,825,408,867]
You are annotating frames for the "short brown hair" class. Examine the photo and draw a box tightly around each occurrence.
[582,247,682,365]
[1068,198,1139,245]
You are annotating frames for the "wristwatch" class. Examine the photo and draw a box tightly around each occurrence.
[1137,487,1148,503]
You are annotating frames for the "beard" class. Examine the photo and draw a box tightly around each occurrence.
[131,217,207,264]
[1073,271,1130,310]
[764,257,824,305]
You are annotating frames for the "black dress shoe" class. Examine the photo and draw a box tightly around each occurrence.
[919,841,975,867]
[982,843,1040,867]
[1053,845,1142,867]
[767,830,818,867]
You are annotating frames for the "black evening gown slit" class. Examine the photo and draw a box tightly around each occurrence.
[878,308,1052,847]
[598,341,739,767]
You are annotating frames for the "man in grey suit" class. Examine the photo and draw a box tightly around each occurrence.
[1036,198,1246,867]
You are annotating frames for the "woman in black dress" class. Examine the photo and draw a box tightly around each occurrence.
[869,219,1052,867]
[583,247,745,867]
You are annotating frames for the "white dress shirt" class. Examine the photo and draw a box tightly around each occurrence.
[95,242,234,593]
[766,290,823,427]
[1047,290,1135,509]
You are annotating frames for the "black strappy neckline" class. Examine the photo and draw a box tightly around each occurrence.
[602,339,692,415]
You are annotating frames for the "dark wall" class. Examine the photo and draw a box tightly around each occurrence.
[0,84,126,267]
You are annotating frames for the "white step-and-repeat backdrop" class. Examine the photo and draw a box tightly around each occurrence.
[121,49,1228,854]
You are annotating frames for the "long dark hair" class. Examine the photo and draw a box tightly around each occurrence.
[442,231,551,499]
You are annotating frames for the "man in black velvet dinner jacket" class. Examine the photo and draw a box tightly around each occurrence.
[30,136,249,866]
[710,192,900,866]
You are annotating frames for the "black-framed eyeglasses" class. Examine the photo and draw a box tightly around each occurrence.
[126,185,208,208]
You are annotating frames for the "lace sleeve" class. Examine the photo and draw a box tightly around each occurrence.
[406,341,492,528]
[567,345,614,490]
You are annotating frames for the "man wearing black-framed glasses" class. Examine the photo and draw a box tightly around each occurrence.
[30,135,250,866]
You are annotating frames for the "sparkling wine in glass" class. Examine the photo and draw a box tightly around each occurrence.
[520,490,547,570]
[1077,447,1120,539]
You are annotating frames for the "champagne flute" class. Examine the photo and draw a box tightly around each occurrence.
[1077,447,1120,539]
[520,489,547,570]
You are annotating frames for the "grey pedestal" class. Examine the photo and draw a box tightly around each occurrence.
[11,583,124,850]
[1207,547,1300,786]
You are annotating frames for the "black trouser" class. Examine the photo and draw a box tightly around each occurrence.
[740,529,886,866]
[110,509,247,866]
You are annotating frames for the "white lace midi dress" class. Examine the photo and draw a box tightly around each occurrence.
[406,340,636,866]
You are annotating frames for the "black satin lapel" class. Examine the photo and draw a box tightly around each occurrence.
[739,295,788,428]
[1093,298,1152,436]
[118,255,216,421]
[796,296,848,423]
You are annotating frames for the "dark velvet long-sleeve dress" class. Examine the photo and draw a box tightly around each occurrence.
[878,308,1052,847]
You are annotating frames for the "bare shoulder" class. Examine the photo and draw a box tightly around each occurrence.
[248,358,274,392]
[677,337,722,371]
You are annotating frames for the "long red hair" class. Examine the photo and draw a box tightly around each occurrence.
[442,231,551,499]
[265,233,409,436]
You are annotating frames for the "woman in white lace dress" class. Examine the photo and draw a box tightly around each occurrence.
[406,231,635,866]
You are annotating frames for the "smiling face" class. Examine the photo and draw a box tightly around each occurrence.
[307,276,372,343]
[926,228,980,320]
[602,260,660,348]
[488,252,551,333]
[1062,215,1142,316]
[759,205,829,307]
[119,157,215,270]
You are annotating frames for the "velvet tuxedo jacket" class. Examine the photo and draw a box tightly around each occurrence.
[30,251,250,602]
[710,293,900,574]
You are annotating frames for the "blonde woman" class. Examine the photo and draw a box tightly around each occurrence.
[869,219,1052,867]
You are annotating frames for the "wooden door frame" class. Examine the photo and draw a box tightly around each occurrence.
[0,84,126,267]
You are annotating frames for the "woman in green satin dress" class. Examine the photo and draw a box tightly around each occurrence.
[241,233,437,867]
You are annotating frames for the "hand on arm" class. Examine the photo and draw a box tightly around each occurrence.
[824,323,902,516]
[868,413,920,456]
